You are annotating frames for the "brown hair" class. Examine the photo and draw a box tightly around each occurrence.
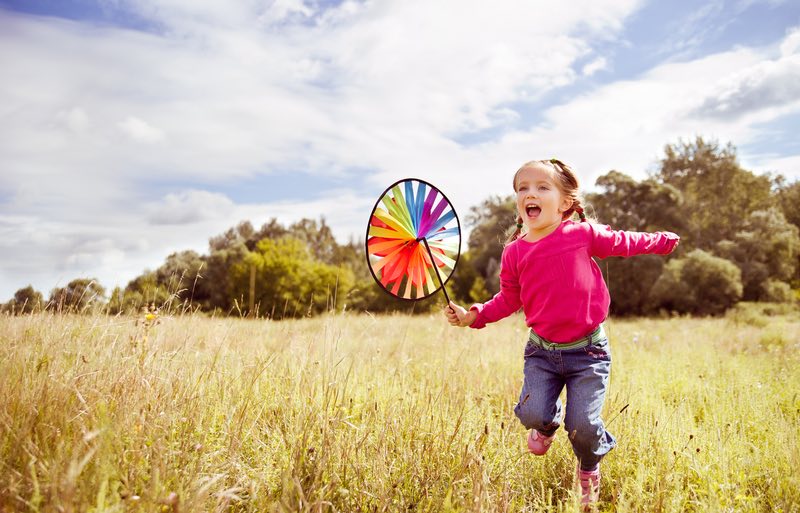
[506,158,587,244]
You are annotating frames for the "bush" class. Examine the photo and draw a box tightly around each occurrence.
[650,249,743,315]
[725,303,769,327]
[726,301,799,323]
[760,280,794,303]
[603,255,665,316]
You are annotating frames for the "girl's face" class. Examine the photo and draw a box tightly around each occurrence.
[514,164,573,241]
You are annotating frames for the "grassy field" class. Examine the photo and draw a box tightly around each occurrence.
[1,309,798,512]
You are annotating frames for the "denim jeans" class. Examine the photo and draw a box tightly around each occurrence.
[513,331,616,471]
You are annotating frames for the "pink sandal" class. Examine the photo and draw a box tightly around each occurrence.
[526,429,556,455]
[577,464,601,507]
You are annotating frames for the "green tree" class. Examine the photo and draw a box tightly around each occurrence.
[205,223,262,312]
[587,171,684,233]
[600,256,667,316]
[655,137,773,250]
[775,178,800,229]
[115,251,209,314]
[650,250,743,315]
[202,244,249,313]
[154,250,208,305]
[448,251,485,304]
[230,237,354,318]
[304,260,356,314]
[464,195,516,295]
[106,286,126,314]
[48,278,106,313]
[586,170,685,315]
[715,208,799,300]
[209,220,262,252]
[288,218,339,264]
[253,218,289,245]
[204,218,346,314]
[334,239,369,278]
[3,285,44,314]
[775,177,800,284]
[116,272,172,313]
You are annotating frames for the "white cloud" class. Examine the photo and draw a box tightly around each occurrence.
[56,107,90,132]
[582,56,608,76]
[258,0,315,25]
[780,26,800,56]
[471,29,800,191]
[747,154,800,179]
[146,190,235,225]
[736,0,789,11]
[0,1,645,206]
[652,1,727,58]
[689,52,800,120]
[118,116,165,143]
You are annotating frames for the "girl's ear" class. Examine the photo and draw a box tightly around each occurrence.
[558,196,572,213]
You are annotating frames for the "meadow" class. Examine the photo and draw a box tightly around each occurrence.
[1,308,798,512]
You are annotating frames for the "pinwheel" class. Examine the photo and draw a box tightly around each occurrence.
[366,178,460,303]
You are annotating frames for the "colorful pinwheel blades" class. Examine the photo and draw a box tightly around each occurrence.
[366,178,461,300]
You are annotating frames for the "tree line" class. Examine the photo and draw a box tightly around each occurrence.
[4,137,799,317]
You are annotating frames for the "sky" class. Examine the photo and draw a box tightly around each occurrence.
[1,0,799,300]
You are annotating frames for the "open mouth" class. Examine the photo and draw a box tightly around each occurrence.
[525,205,541,218]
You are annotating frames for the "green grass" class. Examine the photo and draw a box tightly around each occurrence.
[1,312,798,512]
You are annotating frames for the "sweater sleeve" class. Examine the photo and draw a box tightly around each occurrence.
[590,224,680,259]
[468,242,523,329]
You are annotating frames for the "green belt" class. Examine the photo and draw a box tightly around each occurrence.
[528,324,606,351]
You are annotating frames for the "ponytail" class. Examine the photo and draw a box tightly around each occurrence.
[572,201,588,222]
[505,215,523,245]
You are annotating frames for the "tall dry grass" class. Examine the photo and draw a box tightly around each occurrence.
[0,310,798,512]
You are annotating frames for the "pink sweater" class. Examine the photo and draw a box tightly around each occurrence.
[469,220,679,343]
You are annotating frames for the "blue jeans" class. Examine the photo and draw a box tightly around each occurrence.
[514,331,616,471]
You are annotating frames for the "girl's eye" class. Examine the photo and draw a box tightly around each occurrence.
[539,186,549,191]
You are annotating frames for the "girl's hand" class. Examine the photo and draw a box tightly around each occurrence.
[445,301,477,327]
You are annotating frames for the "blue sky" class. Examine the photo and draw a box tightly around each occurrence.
[1,0,799,300]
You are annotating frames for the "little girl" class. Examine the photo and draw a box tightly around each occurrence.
[445,159,679,507]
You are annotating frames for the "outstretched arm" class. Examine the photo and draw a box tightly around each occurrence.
[590,224,680,259]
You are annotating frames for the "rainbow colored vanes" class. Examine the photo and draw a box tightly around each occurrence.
[366,179,461,300]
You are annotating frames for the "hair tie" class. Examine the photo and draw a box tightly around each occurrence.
[516,222,523,229]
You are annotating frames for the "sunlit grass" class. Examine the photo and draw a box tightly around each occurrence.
[0,311,798,512]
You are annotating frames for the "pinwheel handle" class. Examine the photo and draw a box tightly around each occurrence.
[420,237,453,307]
